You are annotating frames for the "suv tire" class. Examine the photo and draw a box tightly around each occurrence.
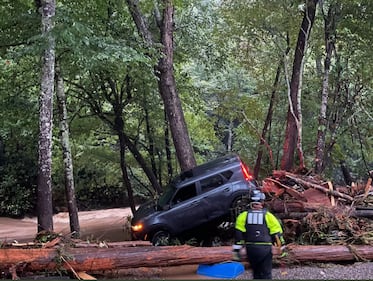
[231,195,250,219]
[151,230,170,246]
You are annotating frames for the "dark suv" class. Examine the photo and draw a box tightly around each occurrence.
[131,154,258,245]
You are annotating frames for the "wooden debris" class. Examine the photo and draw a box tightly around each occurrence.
[3,240,151,249]
[363,177,372,199]
[262,170,373,246]
[277,209,373,219]
[42,237,62,248]
[284,172,354,202]
[77,272,97,280]
[328,181,336,206]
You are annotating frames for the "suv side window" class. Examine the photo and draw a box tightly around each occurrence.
[172,183,197,205]
[221,170,233,180]
[200,174,225,194]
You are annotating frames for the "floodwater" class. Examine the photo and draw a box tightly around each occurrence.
[0,208,132,243]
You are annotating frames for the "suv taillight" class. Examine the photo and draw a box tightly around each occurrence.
[240,162,254,181]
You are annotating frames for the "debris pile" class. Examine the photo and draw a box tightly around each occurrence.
[262,170,373,246]
[300,207,373,245]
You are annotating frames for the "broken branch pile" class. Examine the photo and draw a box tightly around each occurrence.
[262,171,373,245]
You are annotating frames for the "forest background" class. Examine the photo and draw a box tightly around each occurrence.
[0,0,372,237]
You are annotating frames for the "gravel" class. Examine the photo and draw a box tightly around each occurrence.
[94,261,372,280]
[236,262,373,280]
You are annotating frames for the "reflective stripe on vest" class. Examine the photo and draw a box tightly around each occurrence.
[247,211,264,225]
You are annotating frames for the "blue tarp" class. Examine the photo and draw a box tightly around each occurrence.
[197,261,245,279]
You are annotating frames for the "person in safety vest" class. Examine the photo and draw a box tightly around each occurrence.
[232,189,285,279]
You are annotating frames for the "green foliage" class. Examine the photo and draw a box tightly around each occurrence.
[52,120,126,209]
[0,0,40,54]
[54,1,156,76]
[0,174,34,217]
[0,0,372,217]
[0,54,39,217]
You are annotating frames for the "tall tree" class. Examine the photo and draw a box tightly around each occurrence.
[254,54,287,178]
[280,0,318,171]
[36,0,56,233]
[55,61,80,238]
[126,0,196,172]
[314,2,339,174]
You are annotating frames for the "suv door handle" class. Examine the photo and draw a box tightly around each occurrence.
[223,187,230,192]
[191,200,199,206]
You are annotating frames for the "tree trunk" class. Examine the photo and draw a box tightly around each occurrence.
[143,95,158,184]
[157,1,196,171]
[164,111,173,181]
[280,0,318,171]
[315,3,339,174]
[126,0,196,172]
[227,120,233,152]
[1,245,372,274]
[277,209,373,219]
[340,161,353,186]
[116,121,136,214]
[55,62,80,238]
[122,133,162,195]
[37,0,56,233]
[322,54,342,168]
[254,46,289,179]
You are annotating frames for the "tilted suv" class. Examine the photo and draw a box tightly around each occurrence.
[131,154,258,245]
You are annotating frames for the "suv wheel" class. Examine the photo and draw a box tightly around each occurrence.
[151,230,170,246]
[231,195,250,219]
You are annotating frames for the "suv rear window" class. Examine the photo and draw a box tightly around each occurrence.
[221,170,233,180]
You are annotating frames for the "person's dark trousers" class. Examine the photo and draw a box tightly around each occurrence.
[246,245,273,279]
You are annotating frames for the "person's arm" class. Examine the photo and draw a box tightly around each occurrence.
[232,211,247,260]
[234,211,247,244]
[265,212,285,246]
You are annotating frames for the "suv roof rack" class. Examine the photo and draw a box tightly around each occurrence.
[178,154,240,181]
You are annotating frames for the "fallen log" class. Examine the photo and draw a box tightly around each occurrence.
[284,172,354,202]
[266,178,307,201]
[276,209,373,219]
[285,244,373,262]
[0,244,372,274]
[3,240,152,249]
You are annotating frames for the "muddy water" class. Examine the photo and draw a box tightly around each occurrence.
[0,208,132,242]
